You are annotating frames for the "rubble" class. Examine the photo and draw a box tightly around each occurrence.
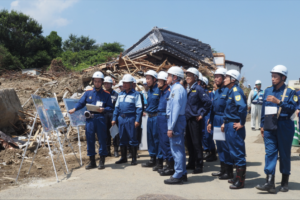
[0,131,19,150]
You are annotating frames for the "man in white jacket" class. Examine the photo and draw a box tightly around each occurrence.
[247,80,264,131]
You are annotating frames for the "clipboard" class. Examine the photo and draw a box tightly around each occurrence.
[213,126,226,141]
[86,104,100,112]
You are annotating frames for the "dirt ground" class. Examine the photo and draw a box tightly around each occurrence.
[0,134,115,191]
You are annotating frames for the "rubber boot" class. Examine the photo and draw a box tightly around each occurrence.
[206,149,217,162]
[142,156,156,167]
[131,146,138,165]
[160,160,175,176]
[192,159,203,174]
[212,162,225,176]
[219,164,234,180]
[280,174,289,192]
[114,146,119,158]
[153,158,163,171]
[85,155,97,169]
[203,151,210,160]
[98,156,105,170]
[230,166,246,189]
[255,174,276,194]
[127,146,132,158]
[157,163,168,173]
[115,146,128,164]
[107,146,111,157]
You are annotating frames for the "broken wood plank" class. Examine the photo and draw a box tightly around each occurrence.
[37,77,53,82]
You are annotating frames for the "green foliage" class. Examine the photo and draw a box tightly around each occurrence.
[0,9,57,69]
[62,34,99,52]
[0,45,23,70]
[99,42,124,53]
[59,49,119,71]
[46,31,63,58]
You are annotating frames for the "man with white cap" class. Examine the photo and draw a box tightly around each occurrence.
[164,66,188,185]
[185,68,212,174]
[103,76,119,157]
[156,71,175,176]
[221,69,247,189]
[69,71,113,170]
[256,65,297,193]
[208,68,234,180]
[112,74,143,165]
[142,70,163,170]
[247,80,264,131]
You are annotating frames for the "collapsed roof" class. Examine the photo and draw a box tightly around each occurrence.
[122,26,215,68]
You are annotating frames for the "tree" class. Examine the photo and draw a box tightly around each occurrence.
[46,31,63,58]
[0,9,53,68]
[99,42,124,53]
[0,45,23,70]
[62,34,99,52]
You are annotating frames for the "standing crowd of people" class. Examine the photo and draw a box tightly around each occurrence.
[69,64,297,193]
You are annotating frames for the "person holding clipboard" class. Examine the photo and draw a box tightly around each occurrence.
[207,68,234,180]
[69,71,113,170]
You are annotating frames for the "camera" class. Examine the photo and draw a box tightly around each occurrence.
[84,111,94,119]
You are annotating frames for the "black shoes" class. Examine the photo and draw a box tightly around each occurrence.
[142,156,156,167]
[159,160,175,176]
[280,174,289,192]
[256,174,276,194]
[206,149,218,162]
[85,155,97,170]
[164,176,183,185]
[98,156,105,170]
[219,164,234,180]
[186,163,195,170]
[127,147,132,158]
[153,159,163,171]
[114,146,119,158]
[115,146,128,164]
[131,146,138,165]
[107,146,111,157]
[212,162,225,176]
[192,167,203,174]
[230,166,246,189]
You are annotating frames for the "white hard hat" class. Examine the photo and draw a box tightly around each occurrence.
[122,74,134,83]
[145,70,158,79]
[157,71,168,81]
[118,80,123,86]
[167,66,184,79]
[186,67,199,77]
[92,71,104,79]
[271,65,288,76]
[133,78,136,83]
[226,70,241,81]
[255,80,261,85]
[215,68,227,76]
[202,77,208,85]
[104,76,113,83]
[198,72,203,81]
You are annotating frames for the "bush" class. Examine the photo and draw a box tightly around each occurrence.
[0,45,23,70]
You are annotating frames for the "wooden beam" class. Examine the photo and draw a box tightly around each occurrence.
[123,58,131,73]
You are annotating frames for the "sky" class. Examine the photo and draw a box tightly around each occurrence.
[1,0,300,88]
